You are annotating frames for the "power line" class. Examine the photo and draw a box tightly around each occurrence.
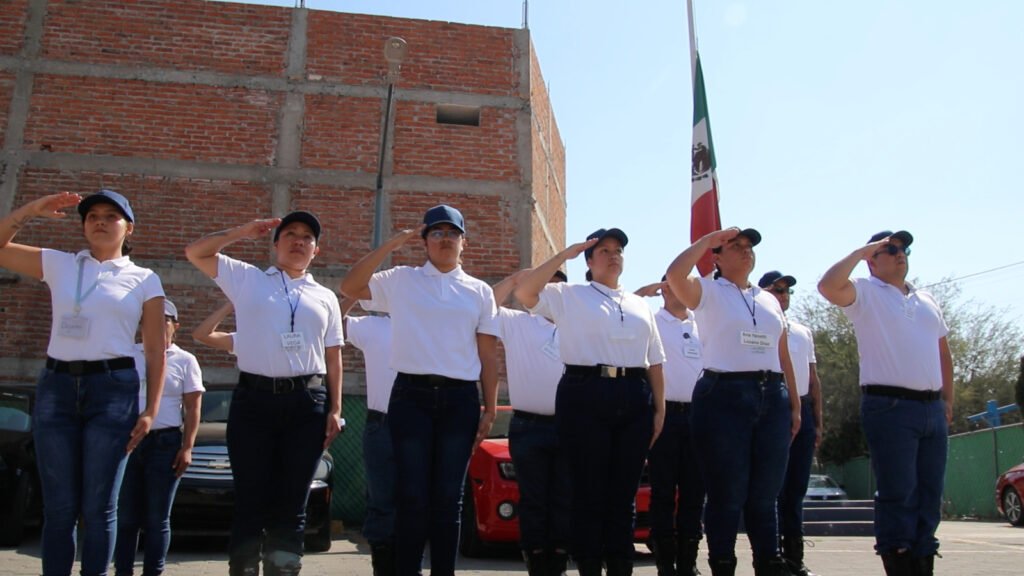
[921,259,1024,289]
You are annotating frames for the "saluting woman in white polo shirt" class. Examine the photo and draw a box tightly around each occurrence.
[515,227,666,576]
[0,190,167,576]
[665,227,800,576]
[340,204,500,576]
[186,211,344,576]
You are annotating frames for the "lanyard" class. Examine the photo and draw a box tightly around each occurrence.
[74,259,102,315]
[280,272,304,332]
[590,283,625,324]
[735,285,757,327]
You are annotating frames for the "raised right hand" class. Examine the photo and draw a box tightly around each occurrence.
[23,192,82,219]
[704,227,742,251]
[238,218,282,240]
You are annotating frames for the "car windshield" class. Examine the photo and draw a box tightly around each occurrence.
[201,389,233,423]
[488,409,512,439]
[809,476,839,489]
[0,391,31,432]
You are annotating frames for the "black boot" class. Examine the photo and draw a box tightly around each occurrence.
[914,554,935,576]
[781,538,817,576]
[881,550,915,576]
[652,535,678,576]
[575,557,603,576]
[524,549,547,576]
[262,565,301,576]
[605,556,633,576]
[707,557,737,576]
[752,556,794,576]
[548,549,570,576]
[370,543,395,576]
[677,538,701,576]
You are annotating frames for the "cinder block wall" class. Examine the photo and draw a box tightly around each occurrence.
[0,0,566,390]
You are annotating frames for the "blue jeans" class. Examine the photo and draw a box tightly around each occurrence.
[778,398,816,542]
[114,427,183,576]
[861,394,947,557]
[33,367,139,576]
[648,403,706,542]
[690,373,791,563]
[226,383,327,569]
[556,373,653,564]
[362,411,397,546]
[508,413,571,553]
[388,375,480,576]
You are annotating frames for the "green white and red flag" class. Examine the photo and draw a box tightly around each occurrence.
[688,1,722,277]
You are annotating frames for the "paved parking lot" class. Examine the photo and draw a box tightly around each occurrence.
[2,520,1021,575]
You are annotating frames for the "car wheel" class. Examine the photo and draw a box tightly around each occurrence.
[305,514,333,552]
[0,472,33,546]
[459,481,486,558]
[1003,487,1024,527]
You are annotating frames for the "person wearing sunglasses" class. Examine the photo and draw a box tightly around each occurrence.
[665,227,800,576]
[818,230,951,576]
[340,204,500,576]
[757,271,822,576]
[633,277,706,576]
[515,227,666,576]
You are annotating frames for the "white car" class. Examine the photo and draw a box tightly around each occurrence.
[804,474,848,501]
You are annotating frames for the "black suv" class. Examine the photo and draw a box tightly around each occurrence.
[0,382,334,552]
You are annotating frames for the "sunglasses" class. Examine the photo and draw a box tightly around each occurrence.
[769,287,794,295]
[426,229,464,241]
[875,244,911,257]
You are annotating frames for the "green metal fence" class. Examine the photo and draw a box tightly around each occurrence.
[326,396,369,525]
[824,422,1024,520]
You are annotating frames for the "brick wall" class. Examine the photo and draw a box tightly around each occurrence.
[0,0,564,391]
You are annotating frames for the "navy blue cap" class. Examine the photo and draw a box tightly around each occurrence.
[868,230,913,247]
[712,227,761,253]
[552,269,568,282]
[758,270,797,289]
[78,189,134,223]
[274,211,321,242]
[422,205,465,237]
[584,228,628,260]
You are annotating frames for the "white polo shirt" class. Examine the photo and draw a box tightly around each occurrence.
[363,261,500,381]
[42,249,164,361]
[693,276,786,372]
[655,308,703,402]
[529,282,666,368]
[843,276,948,391]
[215,254,344,377]
[133,343,206,430]
[346,315,396,413]
[498,308,563,415]
[786,319,816,397]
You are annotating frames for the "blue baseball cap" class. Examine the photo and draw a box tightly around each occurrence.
[78,189,134,223]
[274,211,321,242]
[868,230,913,247]
[758,270,797,289]
[422,205,465,237]
[584,228,628,260]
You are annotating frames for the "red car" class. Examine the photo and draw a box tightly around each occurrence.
[460,406,651,556]
[996,461,1024,527]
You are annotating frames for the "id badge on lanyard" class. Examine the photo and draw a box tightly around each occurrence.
[58,259,100,340]
[280,273,307,351]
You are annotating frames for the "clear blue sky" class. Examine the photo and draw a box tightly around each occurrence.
[233,1,1023,323]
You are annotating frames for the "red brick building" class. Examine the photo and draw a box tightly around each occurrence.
[0,0,566,392]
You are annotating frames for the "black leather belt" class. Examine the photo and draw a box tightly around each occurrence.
[703,369,784,384]
[149,427,182,437]
[863,385,941,402]
[564,364,647,379]
[666,400,690,412]
[800,394,813,403]
[513,410,556,423]
[239,371,323,394]
[366,409,386,423]
[46,356,135,376]
[397,373,476,387]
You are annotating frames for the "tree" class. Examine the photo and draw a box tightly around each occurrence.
[791,281,1024,464]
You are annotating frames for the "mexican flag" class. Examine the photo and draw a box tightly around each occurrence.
[690,51,722,277]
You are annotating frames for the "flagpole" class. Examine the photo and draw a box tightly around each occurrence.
[687,0,698,85]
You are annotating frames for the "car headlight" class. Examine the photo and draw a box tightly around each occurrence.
[497,501,516,520]
[498,461,516,480]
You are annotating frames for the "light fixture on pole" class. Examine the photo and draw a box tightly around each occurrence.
[372,37,408,249]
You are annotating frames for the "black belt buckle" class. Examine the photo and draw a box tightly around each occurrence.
[68,361,86,377]
[272,378,296,394]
